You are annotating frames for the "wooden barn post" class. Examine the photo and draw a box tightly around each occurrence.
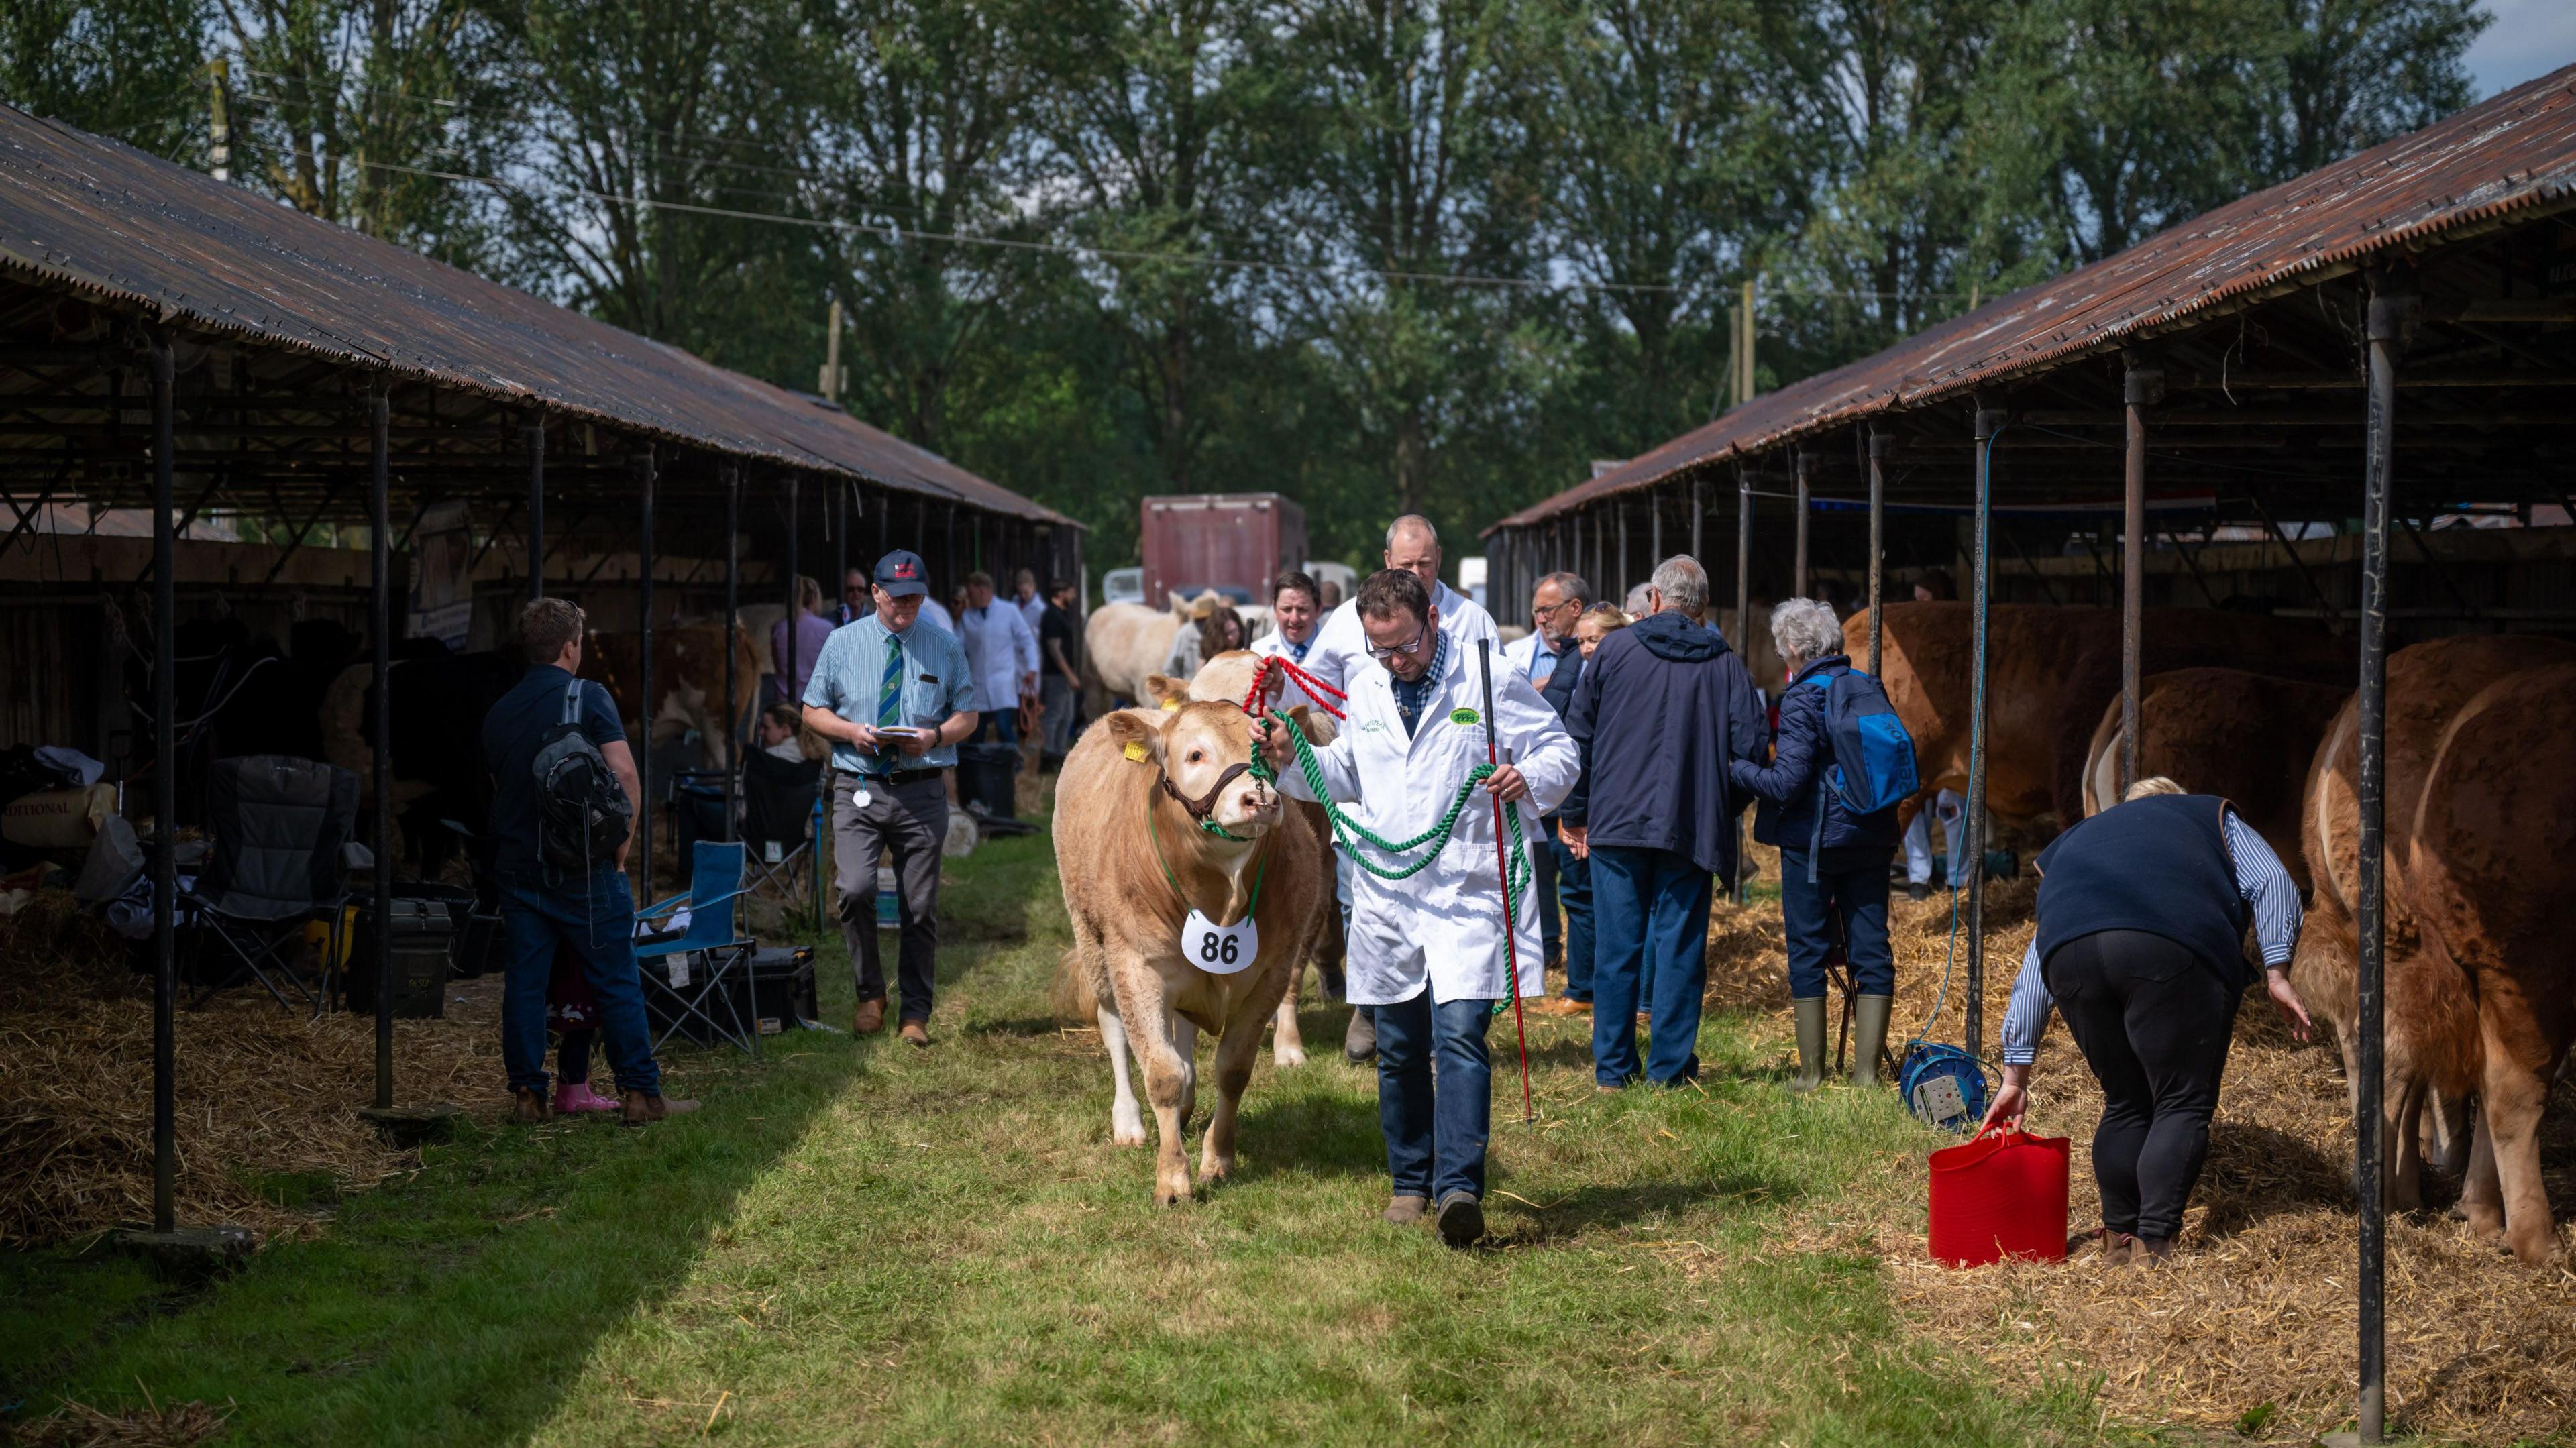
[1793,451,1812,598]
[723,463,740,842]
[526,419,545,601]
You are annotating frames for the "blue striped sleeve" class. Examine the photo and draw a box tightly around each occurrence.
[2224,809,2301,968]
[1999,941,2052,1066]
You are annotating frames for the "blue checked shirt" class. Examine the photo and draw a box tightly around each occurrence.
[1999,809,2300,1065]
[802,614,979,775]
[1388,629,1451,738]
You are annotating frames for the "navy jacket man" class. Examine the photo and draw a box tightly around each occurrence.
[1560,558,1764,1087]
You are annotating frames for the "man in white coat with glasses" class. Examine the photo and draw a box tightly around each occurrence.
[1258,568,1575,1247]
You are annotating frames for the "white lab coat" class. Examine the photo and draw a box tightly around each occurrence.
[1277,638,1577,1006]
[1247,627,1333,715]
[959,602,1038,710]
[1301,579,1498,695]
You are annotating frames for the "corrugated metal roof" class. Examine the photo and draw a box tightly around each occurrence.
[0,105,1075,527]
[1491,63,2576,532]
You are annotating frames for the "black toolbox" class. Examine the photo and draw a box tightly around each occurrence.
[643,944,818,1044]
[343,897,455,1017]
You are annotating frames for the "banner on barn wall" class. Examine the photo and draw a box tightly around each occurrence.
[408,502,474,650]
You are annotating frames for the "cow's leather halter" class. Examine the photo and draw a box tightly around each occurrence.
[1160,761,1251,826]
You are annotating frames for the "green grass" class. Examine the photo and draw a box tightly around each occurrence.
[1,831,2114,1446]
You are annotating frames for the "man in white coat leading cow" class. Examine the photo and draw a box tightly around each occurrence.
[1301,514,1500,1065]
[1257,567,1575,1247]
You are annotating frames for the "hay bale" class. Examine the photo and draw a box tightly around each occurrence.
[1704,844,2576,1442]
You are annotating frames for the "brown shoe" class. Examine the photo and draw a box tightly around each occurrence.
[2096,1231,2142,1268]
[1534,997,1591,1017]
[512,1087,550,1125]
[2132,1235,2178,1264]
[621,1089,701,1127]
[899,1019,930,1048]
[853,998,887,1034]
[1383,1194,1429,1226]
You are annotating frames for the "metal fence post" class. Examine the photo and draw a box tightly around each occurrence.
[1966,404,2008,1060]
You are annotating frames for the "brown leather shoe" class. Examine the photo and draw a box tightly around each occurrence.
[512,1087,550,1124]
[1534,997,1591,1017]
[853,998,887,1034]
[621,1089,701,1127]
[899,1019,930,1048]
[1383,1194,1429,1225]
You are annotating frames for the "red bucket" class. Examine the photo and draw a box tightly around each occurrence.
[1927,1125,2072,1268]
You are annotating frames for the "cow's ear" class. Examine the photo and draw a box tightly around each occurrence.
[1167,592,1191,618]
[1288,704,1334,745]
[1143,673,1189,711]
[1104,709,1164,765]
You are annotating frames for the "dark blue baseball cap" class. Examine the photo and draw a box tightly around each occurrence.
[873,549,930,598]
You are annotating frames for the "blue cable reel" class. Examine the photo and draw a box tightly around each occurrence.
[1900,879,1996,1133]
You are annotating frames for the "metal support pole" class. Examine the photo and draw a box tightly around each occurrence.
[148,331,177,1233]
[637,449,656,892]
[1650,486,1663,567]
[525,421,545,601]
[1690,477,1703,569]
[1867,431,1888,676]
[1617,497,1629,600]
[2122,355,2155,796]
[1733,466,1754,906]
[369,384,394,1109]
[1794,452,1812,597]
[835,481,849,622]
[724,464,741,843]
[1966,405,2007,1060]
[785,474,802,701]
[2353,268,2414,1448]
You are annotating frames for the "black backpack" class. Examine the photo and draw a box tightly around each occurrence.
[532,679,632,878]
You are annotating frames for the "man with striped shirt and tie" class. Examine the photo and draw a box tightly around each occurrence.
[1982,775,2314,1264]
[802,550,981,1046]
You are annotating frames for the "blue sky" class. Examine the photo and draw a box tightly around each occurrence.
[2467,0,2576,97]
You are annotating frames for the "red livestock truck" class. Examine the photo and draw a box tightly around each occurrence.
[1138,493,1307,607]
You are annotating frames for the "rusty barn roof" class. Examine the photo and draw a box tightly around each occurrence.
[1491,62,2576,533]
[0,105,1075,527]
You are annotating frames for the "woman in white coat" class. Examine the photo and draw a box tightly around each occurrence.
[1258,569,1576,1247]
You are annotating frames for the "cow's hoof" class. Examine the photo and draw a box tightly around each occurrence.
[1199,1150,1236,1182]
[1273,1042,1308,1068]
[1153,1175,1193,1208]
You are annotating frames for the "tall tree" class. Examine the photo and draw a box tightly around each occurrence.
[1,0,213,164]
[2260,0,2484,177]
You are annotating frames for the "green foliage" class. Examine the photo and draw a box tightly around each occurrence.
[0,0,2488,572]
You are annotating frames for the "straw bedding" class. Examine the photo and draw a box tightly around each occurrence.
[1710,840,2576,1443]
[0,891,511,1249]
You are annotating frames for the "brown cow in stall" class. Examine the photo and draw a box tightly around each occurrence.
[1143,651,1346,1068]
[1053,698,1328,1205]
[1848,602,2345,826]
[580,622,763,770]
[2296,635,2576,1266]
[2078,667,2351,891]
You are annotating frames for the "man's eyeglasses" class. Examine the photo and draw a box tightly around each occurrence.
[1365,625,1429,661]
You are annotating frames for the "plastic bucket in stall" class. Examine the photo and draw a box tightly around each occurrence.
[1927,1125,2071,1267]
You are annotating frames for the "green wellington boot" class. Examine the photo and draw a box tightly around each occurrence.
[1789,997,1827,1092]
[1850,994,1894,1088]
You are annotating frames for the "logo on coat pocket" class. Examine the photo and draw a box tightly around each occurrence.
[1448,707,1480,726]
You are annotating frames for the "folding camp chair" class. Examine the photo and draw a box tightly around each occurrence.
[634,840,761,1057]
[182,754,364,1014]
[739,750,824,909]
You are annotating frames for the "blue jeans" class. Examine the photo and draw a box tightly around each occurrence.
[1373,992,1493,1201]
[500,872,660,1096]
[1545,820,1593,1002]
[1780,847,1895,998]
[978,709,1020,746]
[1589,845,1711,1087]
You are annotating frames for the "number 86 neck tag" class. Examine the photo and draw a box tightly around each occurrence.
[1182,908,1258,975]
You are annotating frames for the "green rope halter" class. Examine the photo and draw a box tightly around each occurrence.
[1246,707,1532,909]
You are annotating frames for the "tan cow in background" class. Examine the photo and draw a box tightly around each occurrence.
[2298,634,2576,1266]
[1053,698,1328,1205]
[1850,602,2344,826]
[2079,667,2351,890]
[581,622,762,771]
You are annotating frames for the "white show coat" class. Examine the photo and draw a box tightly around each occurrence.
[1301,579,1498,695]
[1247,627,1333,714]
[1277,636,1577,1007]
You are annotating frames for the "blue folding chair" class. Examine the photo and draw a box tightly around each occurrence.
[635,840,761,1058]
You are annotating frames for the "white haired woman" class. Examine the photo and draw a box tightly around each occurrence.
[1727,597,1902,1090]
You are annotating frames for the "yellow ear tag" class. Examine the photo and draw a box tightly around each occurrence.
[1123,741,1150,763]
[1160,699,1181,712]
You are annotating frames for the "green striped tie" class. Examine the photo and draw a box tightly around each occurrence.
[875,636,904,771]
